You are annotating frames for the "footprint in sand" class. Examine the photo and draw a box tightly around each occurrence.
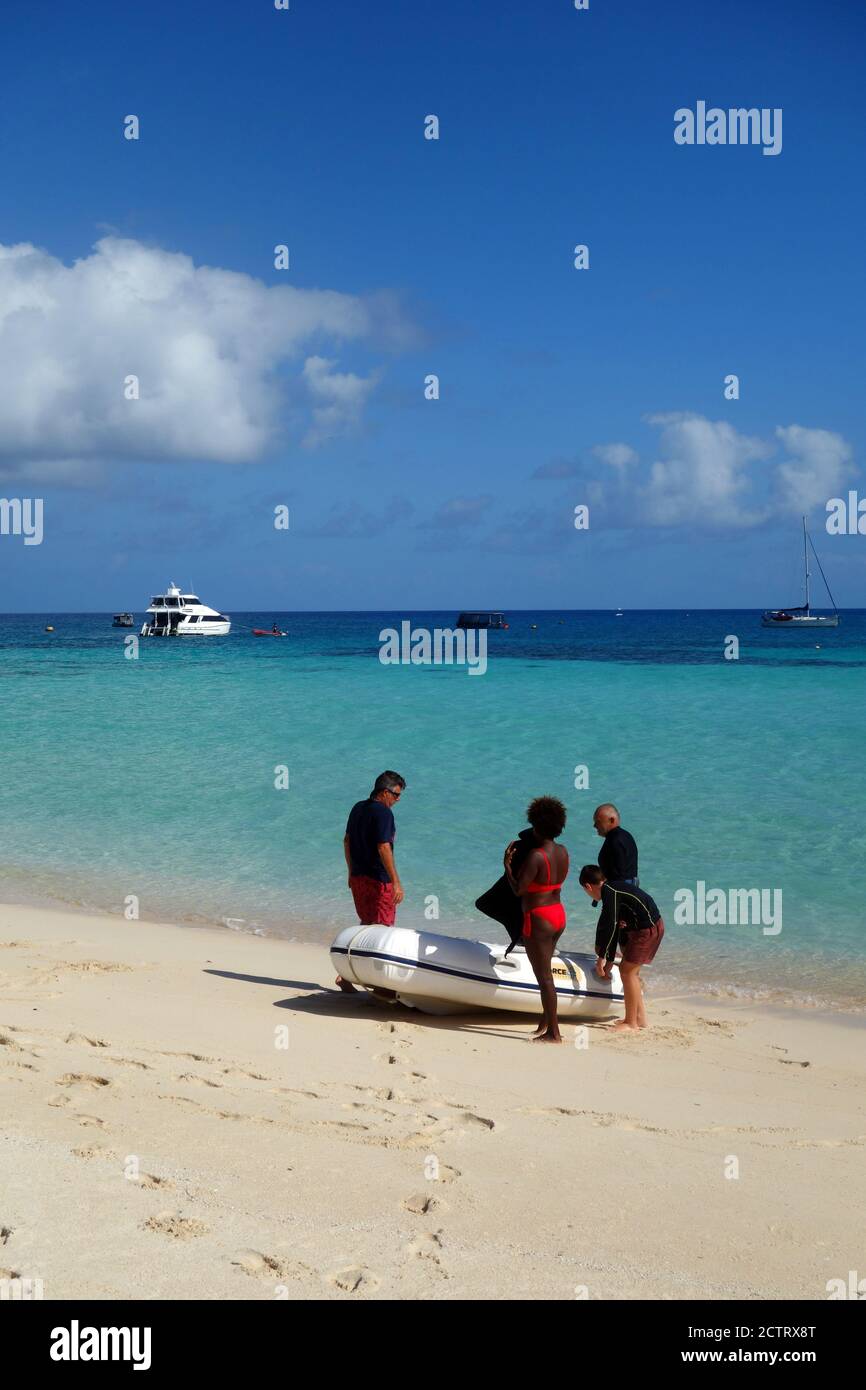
[327,1266,381,1294]
[406,1230,448,1273]
[344,1083,408,1103]
[155,1050,215,1064]
[341,1101,397,1118]
[65,1032,109,1048]
[402,1193,446,1214]
[0,1031,40,1060]
[136,1173,174,1190]
[71,1144,116,1161]
[1,1226,12,1245]
[173,1072,223,1087]
[414,1112,495,1144]
[75,1114,107,1129]
[232,1250,316,1281]
[222,1067,268,1081]
[778,1058,811,1068]
[55,1073,112,1090]
[106,1056,151,1071]
[142,1212,208,1240]
[311,1119,372,1133]
[53,960,135,975]
[426,1163,461,1184]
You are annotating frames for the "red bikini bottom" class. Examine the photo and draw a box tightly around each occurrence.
[523,902,566,939]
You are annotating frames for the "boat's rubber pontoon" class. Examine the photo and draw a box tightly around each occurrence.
[331,925,623,1018]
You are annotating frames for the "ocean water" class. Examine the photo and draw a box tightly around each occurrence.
[1,609,864,1011]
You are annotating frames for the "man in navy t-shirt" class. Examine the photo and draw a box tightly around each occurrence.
[343,770,406,927]
[593,803,639,883]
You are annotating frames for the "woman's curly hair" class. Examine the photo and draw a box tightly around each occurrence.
[526,796,567,840]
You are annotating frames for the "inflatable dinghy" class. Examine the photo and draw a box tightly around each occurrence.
[331,925,623,1018]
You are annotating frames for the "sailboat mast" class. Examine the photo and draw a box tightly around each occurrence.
[802,515,810,612]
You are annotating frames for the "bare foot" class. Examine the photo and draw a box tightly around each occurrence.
[532,1032,563,1044]
[611,1020,639,1033]
[335,976,358,994]
[532,1021,546,1036]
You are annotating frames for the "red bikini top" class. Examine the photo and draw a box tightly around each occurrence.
[524,848,564,892]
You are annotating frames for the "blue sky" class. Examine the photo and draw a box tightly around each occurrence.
[0,0,864,610]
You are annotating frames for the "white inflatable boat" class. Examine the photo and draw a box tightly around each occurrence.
[330,925,623,1018]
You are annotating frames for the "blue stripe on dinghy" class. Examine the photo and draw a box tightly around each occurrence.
[331,945,624,1002]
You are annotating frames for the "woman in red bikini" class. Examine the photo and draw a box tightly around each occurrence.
[505,796,569,1044]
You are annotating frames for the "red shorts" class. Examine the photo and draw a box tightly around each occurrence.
[349,875,396,926]
[619,917,664,965]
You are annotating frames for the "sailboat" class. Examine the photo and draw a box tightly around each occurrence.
[762,518,840,628]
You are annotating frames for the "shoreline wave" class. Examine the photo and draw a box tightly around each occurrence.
[3,879,864,1019]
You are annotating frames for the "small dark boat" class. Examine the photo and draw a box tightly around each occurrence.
[112,613,134,627]
[455,611,508,630]
[252,628,287,637]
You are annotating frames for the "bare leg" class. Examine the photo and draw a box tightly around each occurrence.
[335,975,358,994]
[524,938,549,1034]
[612,961,642,1032]
[636,973,648,1029]
[525,926,563,1043]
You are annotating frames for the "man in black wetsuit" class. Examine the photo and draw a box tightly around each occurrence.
[593,803,638,885]
[579,865,664,1033]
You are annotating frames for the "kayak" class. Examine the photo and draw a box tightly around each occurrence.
[252,629,287,637]
[330,925,623,1018]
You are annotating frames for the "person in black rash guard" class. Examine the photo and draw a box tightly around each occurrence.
[578,864,664,1033]
[593,803,638,883]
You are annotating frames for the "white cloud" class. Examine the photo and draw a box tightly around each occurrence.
[592,442,638,470]
[774,425,854,514]
[301,356,378,447]
[584,415,858,530]
[640,413,772,526]
[0,237,405,478]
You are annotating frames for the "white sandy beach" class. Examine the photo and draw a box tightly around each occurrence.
[1,900,864,1302]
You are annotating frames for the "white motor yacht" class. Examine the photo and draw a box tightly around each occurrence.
[140,583,231,637]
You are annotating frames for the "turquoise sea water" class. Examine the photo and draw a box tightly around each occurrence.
[1,610,864,1009]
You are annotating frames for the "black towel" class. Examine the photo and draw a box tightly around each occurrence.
[474,828,535,953]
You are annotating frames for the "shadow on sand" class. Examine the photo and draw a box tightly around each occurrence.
[203,967,613,1040]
